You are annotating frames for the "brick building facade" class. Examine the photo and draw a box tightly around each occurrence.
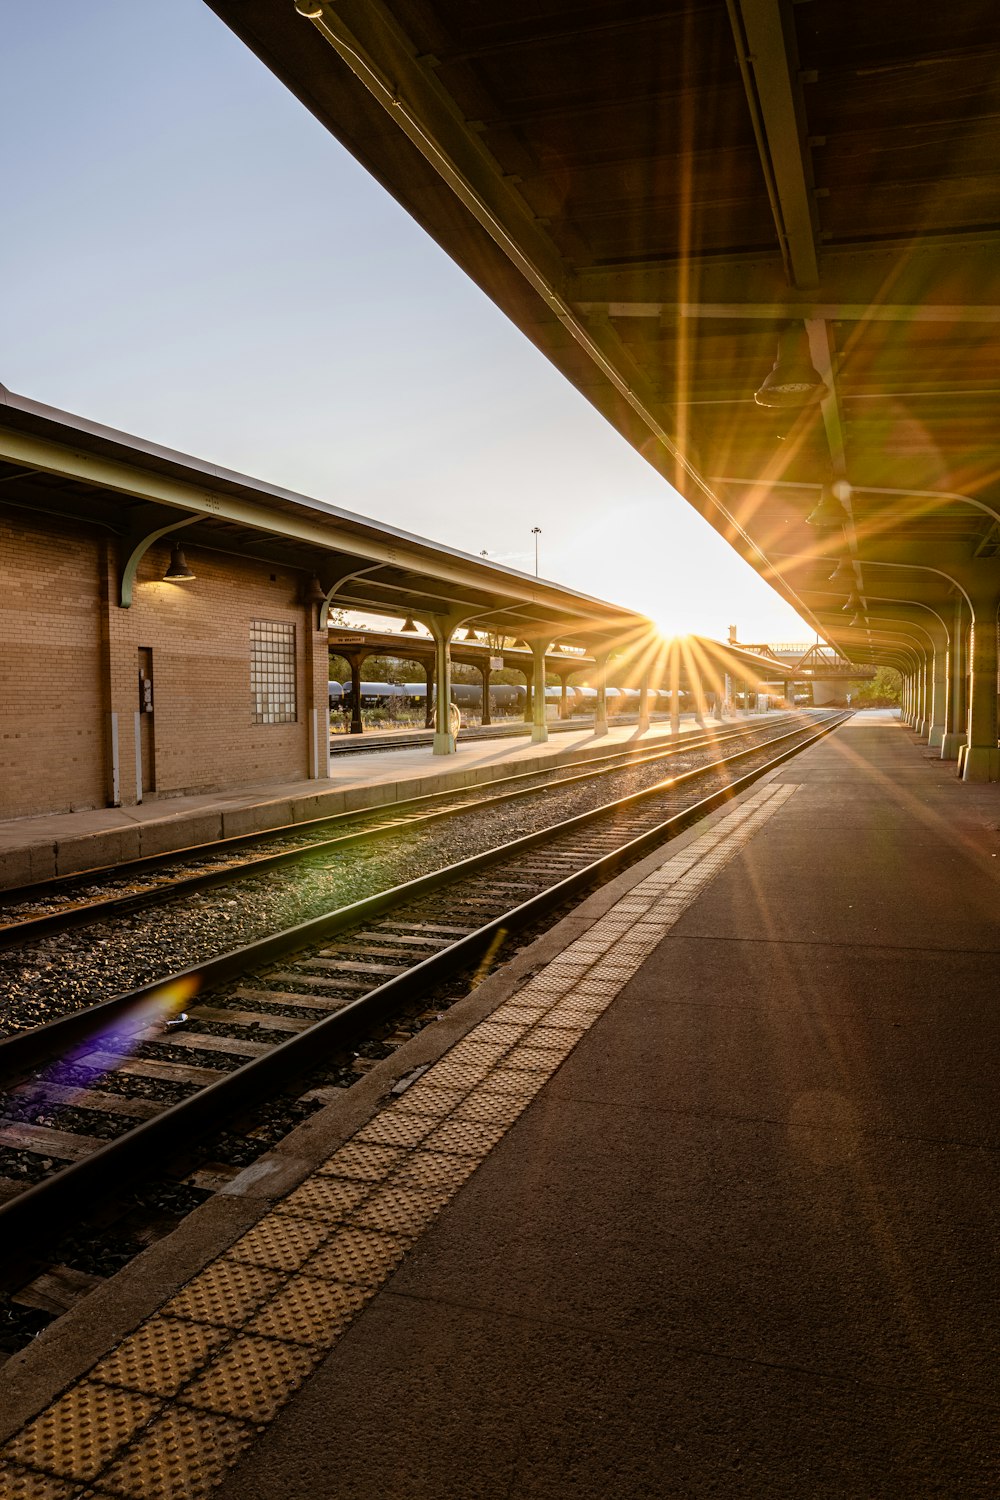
[0,387,645,826]
[0,506,328,820]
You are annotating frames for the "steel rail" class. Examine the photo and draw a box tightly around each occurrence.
[0,714,811,948]
[0,714,849,1244]
[1,715,783,905]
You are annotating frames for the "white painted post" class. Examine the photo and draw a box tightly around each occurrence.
[133,710,143,805]
[109,712,121,807]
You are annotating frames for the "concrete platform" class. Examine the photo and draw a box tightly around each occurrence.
[2,711,998,1498]
[0,714,716,891]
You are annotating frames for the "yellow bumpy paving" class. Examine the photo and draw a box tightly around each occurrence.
[0,783,798,1499]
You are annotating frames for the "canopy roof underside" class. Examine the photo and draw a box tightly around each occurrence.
[206,0,1000,663]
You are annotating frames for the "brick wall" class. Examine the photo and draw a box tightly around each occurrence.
[0,507,330,818]
[0,511,106,817]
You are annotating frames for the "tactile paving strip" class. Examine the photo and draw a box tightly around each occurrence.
[390,1083,468,1117]
[244,1275,370,1346]
[390,1149,479,1192]
[303,1224,415,1287]
[181,1335,319,1424]
[224,1215,330,1272]
[1,784,798,1499]
[0,1463,80,1498]
[349,1182,451,1235]
[354,1111,436,1148]
[162,1260,284,1328]
[1,1382,158,1482]
[92,1405,254,1500]
[272,1174,371,1221]
[90,1317,231,1398]
[316,1141,407,1180]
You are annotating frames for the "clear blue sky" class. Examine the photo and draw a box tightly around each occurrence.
[1,2,813,642]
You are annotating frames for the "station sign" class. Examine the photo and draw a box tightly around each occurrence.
[490,657,505,670]
[329,636,370,646]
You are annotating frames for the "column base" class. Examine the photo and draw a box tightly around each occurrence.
[432,732,456,756]
[927,725,945,749]
[637,718,651,735]
[593,718,608,738]
[962,745,1000,782]
[531,724,549,744]
[940,732,966,760]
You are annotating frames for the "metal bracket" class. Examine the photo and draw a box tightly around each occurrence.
[119,505,198,607]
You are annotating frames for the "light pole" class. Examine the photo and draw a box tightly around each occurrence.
[531,526,541,577]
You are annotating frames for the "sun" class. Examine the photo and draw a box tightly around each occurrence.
[649,613,691,643]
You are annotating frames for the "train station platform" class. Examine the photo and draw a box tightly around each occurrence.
[1,710,998,1497]
[0,715,711,891]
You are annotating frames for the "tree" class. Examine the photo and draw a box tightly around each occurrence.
[850,667,901,708]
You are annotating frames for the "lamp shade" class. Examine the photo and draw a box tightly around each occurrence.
[163,543,195,581]
[302,575,326,607]
[400,618,418,633]
[754,324,828,409]
[806,485,848,527]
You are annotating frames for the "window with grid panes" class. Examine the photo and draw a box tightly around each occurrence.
[250,620,297,724]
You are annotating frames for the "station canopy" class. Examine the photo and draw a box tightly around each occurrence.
[0,385,651,651]
[205,0,1000,670]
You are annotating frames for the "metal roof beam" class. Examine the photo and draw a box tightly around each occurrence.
[571,238,1000,309]
[580,302,1000,324]
[724,0,819,288]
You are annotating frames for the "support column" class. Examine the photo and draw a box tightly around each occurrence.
[914,654,929,738]
[479,664,492,726]
[424,659,434,729]
[962,593,999,782]
[304,604,330,779]
[927,637,949,750]
[637,670,651,733]
[348,656,363,735]
[559,673,571,720]
[594,654,609,737]
[530,641,549,744]
[690,667,708,729]
[669,642,681,736]
[523,665,533,724]
[941,599,967,760]
[431,623,456,755]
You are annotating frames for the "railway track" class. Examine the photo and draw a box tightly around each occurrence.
[0,711,849,1244]
[0,713,809,950]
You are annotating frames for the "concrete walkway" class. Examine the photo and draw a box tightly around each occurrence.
[215,713,1000,1498]
[1,712,997,1497]
[0,715,715,889]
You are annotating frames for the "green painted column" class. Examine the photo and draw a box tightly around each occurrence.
[637,670,651,733]
[431,624,456,755]
[941,599,967,760]
[530,642,549,743]
[594,654,609,737]
[962,592,999,781]
[927,633,949,750]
